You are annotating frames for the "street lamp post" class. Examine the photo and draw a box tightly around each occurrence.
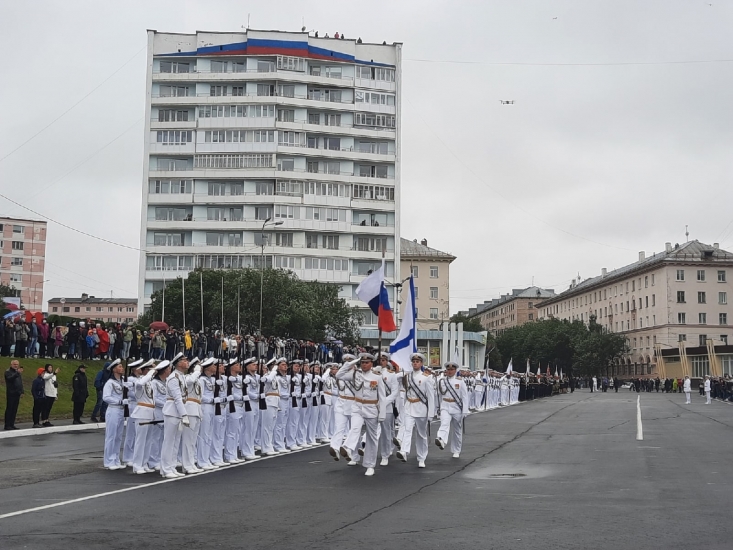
[259,217,283,335]
[33,279,50,310]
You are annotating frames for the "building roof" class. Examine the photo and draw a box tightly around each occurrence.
[464,286,556,318]
[400,238,456,261]
[48,296,137,305]
[542,240,733,306]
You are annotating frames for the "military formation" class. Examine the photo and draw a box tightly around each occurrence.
[101,351,561,477]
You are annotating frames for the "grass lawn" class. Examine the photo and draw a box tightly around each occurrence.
[0,357,106,423]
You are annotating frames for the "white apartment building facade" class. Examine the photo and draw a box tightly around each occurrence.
[139,30,401,321]
[539,241,733,379]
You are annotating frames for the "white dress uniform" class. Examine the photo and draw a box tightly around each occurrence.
[500,376,510,406]
[148,377,167,469]
[437,373,470,456]
[319,369,335,441]
[298,372,312,446]
[286,372,302,449]
[224,373,244,462]
[130,368,157,473]
[240,371,260,459]
[338,361,386,472]
[704,378,712,404]
[378,370,399,462]
[397,369,436,465]
[102,373,126,469]
[305,373,320,445]
[122,374,138,465]
[329,371,355,456]
[275,371,292,452]
[161,369,188,477]
[683,377,692,404]
[197,374,218,468]
[181,366,203,472]
[260,366,281,455]
[210,371,228,466]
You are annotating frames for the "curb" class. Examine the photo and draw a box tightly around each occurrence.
[0,422,106,440]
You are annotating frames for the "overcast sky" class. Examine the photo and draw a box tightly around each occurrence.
[1,0,732,314]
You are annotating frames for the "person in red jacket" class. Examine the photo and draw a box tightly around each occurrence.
[97,324,110,360]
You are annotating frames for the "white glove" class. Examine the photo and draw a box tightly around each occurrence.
[228,376,237,382]
[226,395,234,402]
[194,365,202,375]
[181,415,190,427]
[122,399,129,405]
[123,381,134,389]
[216,379,224,386]
[214,397,223,404]
[260,393,266,399]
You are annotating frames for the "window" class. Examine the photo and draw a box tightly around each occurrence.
[9,274,21,283]
[12,225,22,234]
[275,233,293,247]
[697,269,706,282]
[411,266,418,278]
[277,55,305,72]
[699,335,708,346]
[679,334,686,342]
[11,241,23,250]
[699,313,707,325]
[652,294,656,307]
[324,235,340,250]
[277,109,295,122]
[720,313,728,325]
[158,109,189,122]
[718,270,726,282]
[429,308,439,320]
[430,266,438,278]
[678,312,686,324]
[722,335,729,345]
[210,60,227,73]
[153,233,183,246]
[255,207,272,221]
[676,291,685,303]
[159,85,190,98]
[719,292,727,305]
[676,270,685,281]
[430,287,438,299]
[159,61,189,73]
[698,291,706,304]
[354,112,396,128]
[528,313,534,320]
[414,287,419,299]
[86,307,91,312]
[62,307,69,313]
[210,85,227,97]
[11,257,22,266]
[306,234,318,249]
[52,306,57,312]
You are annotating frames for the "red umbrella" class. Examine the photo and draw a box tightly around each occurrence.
[3,302,18,311]
[150,321,169,331]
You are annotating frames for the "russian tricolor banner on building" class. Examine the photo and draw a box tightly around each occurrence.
[355,260,397,333]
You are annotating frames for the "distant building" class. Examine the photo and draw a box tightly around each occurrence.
[464,286,556,336]
[538,241,733,379]
[400,238,455,330]
[47,294,138,324]
[0,217,47,310]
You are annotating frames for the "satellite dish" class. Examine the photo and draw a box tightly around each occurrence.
[60,298,66,304]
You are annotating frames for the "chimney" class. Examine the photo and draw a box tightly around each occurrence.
[420,238,428,247]
[601,268,607,277]
[81,293,88,300]
[665,242,672,253]
[638,251,645,262]
[714,243,719,249]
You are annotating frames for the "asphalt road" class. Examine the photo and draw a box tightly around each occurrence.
[1,390,731,550]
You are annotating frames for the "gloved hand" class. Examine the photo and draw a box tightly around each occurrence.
[181,415,190,427]
[216,379,224,386]
[228,376,237,382]
[122,399,129,405]
[214,397,223,404]
[226,395,234,402]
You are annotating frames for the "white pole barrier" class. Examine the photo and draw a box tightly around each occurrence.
[636,394,643,441]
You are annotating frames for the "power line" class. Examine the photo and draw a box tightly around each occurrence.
[405,57,733,67]
[0,44,146,167]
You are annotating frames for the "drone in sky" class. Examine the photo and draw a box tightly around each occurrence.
[499,100,515,105]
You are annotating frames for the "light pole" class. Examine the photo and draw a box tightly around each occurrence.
[33,279,49,310]
[259,217,283,335]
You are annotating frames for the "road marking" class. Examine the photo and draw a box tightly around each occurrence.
[636,395,644,441]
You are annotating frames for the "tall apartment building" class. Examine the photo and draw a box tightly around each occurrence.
[538,241,733,379]
[464,286,556,337]
[0,217,47,309]
[139,30,401,324]
[400,238,455,330]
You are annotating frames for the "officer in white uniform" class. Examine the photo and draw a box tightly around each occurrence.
[318,363,336,443]
[122,361,140,466]
[210,360,228,467]
[286,361,302,450]
[148,360,171,470]
[102,359,126,469]
[704,375,712,404]
[377,353,399,466]
[395,352,435,468]
[329,354,356,461]
[224,358,244,464]
[435,360,470,458]
[274,359,292,453]
[337,353,387,476]
[130,358,159,474]
[160,354,190,478]
[305,362,320,446]
[179,354,203,474]
[260,358,281,456]
[240,357,260,460]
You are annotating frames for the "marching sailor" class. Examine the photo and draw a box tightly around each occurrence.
[286,360,303,451]
[180,354,203,474]
[122,360,140,466]
[130,358,159,474]
[210,360,228,467]
[319,363,338,443]
[273,358,292,453]
[260,357,281,456]
[305,362,320,446]
[160,353,190,478]
[435,360,470,458]
[196,357,220,470]
[329,354,356,461]
[240,357,260,460]
[337,353,386,476]
[148,360,171,470]
[102,359,126,470]
[395,352,436,468]
[223,358,244,464]
[377,353,399,466]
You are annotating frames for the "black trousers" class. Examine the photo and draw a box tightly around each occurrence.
[33,398,45,425]
[4,393,20,428]
[73,400,86,422]
[38,342,47,358]
[41,396,55,422]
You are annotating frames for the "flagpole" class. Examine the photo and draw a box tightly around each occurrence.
[377,247,385,355]
[200,271,204,333]
[182,277,186,329]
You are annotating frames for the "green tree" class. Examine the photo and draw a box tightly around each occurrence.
[139,268,362,343]
[449,312,485,333]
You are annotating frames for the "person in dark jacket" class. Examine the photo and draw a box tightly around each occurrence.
[4,360,24,429]
[91,364,111,422]
[31,368,46,427]
[71,365,89,424]
[66,322,80,359]
[2,320,14,357]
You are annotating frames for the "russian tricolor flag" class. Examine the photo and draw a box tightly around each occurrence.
[355,260,397,333]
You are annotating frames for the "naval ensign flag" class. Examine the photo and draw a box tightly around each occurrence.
[389,275,416,371]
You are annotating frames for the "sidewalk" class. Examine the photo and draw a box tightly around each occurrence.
[1,417,105,440]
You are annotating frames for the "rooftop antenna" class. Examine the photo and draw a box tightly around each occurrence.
[531,275,534,286]
[685,225,689,242]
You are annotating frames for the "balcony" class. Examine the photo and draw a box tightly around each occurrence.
[152,67,356,88]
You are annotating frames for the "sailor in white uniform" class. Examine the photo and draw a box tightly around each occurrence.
[102,359,125,469]
[240,357,260,460]
[260,358,281,456]
[395,352,436,468]
[196,358,219,470]
[130,358,160,474]
[435,360,470,458]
